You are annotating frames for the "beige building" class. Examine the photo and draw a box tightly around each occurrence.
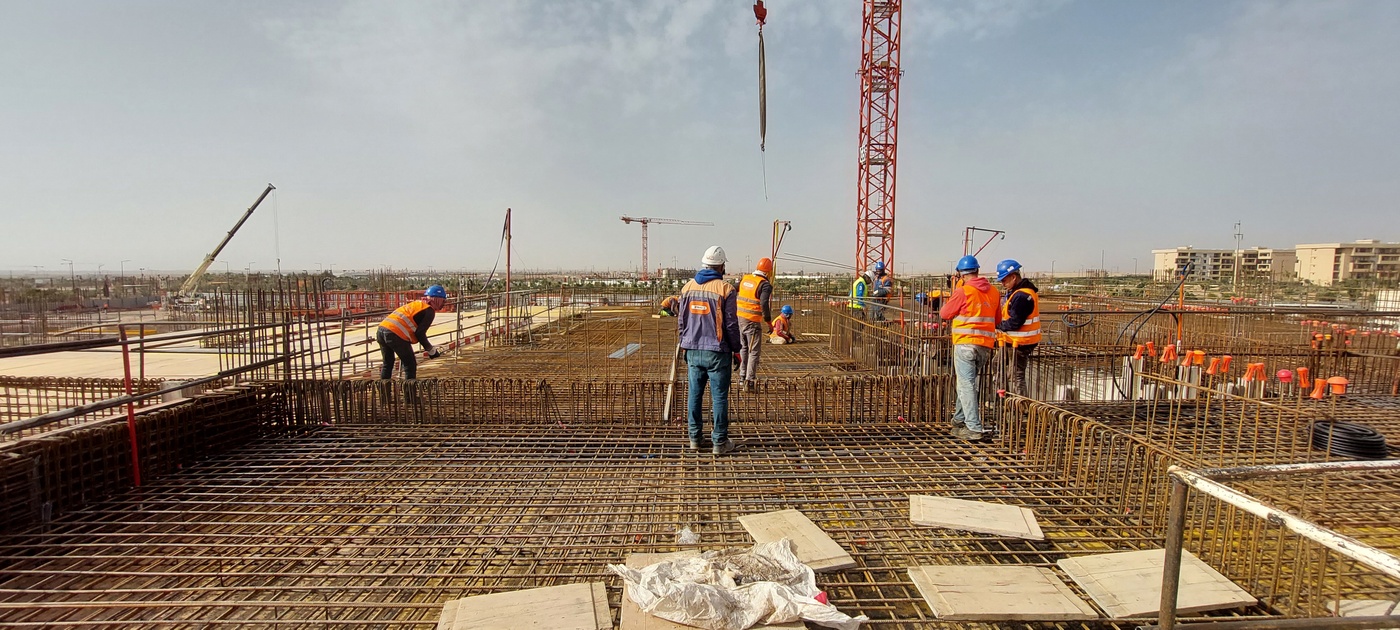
[1152,247,1295,282]
[1295,240,1400,285]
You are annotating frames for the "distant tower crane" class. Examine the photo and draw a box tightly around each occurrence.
[855,0,902,276]
[619,216,714,281]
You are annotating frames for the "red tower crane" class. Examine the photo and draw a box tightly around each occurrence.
[855,0,903,276]
[619,216,714,281]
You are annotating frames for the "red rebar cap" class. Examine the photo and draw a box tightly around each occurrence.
[1276,369,1293,383]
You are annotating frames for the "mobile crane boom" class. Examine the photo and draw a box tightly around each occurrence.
[177,183,276,296]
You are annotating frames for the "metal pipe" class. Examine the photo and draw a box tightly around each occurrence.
[1159,477,1189,630]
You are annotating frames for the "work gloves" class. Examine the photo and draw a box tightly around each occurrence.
[424,347,441,359]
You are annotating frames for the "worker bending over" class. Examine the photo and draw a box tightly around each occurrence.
[659,295,680,317]
[736,257,774,392]
[678,246,742,455]
[995,259,1041,396]
[939,256,999,441]
[377,285,447,380]
[770,305,795,344]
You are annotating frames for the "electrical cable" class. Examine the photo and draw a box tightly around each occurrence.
[1107,266,1194,399]
[1310,421,1391,460]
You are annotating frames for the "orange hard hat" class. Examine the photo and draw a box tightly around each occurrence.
[756,257,774,275]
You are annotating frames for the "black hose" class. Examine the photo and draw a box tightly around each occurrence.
[1310,421,1391,460]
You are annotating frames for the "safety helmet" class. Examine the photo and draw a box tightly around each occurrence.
[781,305,793,317]
[996,259,1022,282]
[915,292,926,304]
[955,255,980,272]
[756,257,774,276]
[425,285,448,299]
[874,260,886,273]
[701,245,727,266]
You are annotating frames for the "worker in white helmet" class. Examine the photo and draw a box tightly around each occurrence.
[677,245,742,455]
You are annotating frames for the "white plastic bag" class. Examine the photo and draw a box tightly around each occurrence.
[608,539,866,630]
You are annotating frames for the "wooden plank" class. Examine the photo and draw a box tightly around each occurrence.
[1058,549,1255,618]
[907,565,1098,621]
[619,552,803,629]
[436,598,459,630]
[446,582,612,630]
[908,495,1045,540]
[737,509,856,572]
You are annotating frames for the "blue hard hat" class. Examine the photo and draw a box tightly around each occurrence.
[915,292,926,303]
[874,260,886,272]
[996,259,1022,282]
[956,255,980,272]
[425,285,447,299]
[781,305,793,317]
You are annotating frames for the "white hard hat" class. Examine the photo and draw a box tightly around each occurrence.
[701,245,727,266]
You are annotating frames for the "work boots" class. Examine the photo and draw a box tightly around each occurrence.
[712,439,736,455]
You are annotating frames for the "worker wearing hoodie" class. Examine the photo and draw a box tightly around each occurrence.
[678,246,743,455]
[939,256,1000,440]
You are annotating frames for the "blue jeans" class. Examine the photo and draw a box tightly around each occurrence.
[686,349,732,444]
[951,344,991,432]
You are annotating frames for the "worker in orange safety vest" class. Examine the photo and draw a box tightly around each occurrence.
[994,259,1041,396]
[736,257,774,392]
[377,285,447,380]
[938,256,999,441]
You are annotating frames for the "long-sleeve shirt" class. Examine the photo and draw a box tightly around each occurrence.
[939,276,999,323]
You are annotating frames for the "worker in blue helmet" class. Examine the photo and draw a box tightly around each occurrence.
[770,304,796,344]
[939,255,999,441]
[994,259,1041,395]
[872,261,893,320]
[376,285,448,380]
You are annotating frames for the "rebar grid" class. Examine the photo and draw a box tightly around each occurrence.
[0,421,1275,629]
[1175,467,1400,618]
[421,305,862,380]
[1,376,165,422]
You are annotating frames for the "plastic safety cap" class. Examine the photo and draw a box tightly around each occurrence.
[781,305,793,317]
[756,257,774,275]
[956,255,980,272]
[425,285,448,299]
[701,246,728,266]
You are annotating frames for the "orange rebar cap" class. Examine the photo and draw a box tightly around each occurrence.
[1296,366,1311,388]
[1205,357,1221,375]
[1219,355,1233,373]
[1309,379,1327,399]
[1327,376,1348,396]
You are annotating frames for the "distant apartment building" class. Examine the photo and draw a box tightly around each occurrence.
[1295,240,1400,285]
[1151,247,1295,282]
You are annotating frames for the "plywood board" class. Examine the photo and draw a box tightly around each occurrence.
[619,552,804,630]
[908,495,1045,540]
[1330,599,1400,626]
[436,598,459,630]
[440,582,611,630]
[907,565,1098,621]
[737,509,857,572]
[1058,549,1255,618]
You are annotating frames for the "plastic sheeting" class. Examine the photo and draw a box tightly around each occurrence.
[608,539,867,630]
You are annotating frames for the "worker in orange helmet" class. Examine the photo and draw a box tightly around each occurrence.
[736,257,774,392]
[939,256,999,441]
[377,285,447,380]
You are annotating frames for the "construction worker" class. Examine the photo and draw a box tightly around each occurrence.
[915,290,944,314]
[995,259,1041,396]
[377,285,447,380]
[872,261,892,320]
[770,304,795,344]
[849,269,876,318]
[736,257,774,391]
[938,256,999,441]
[659,295,680,317]
[678,246,742,455]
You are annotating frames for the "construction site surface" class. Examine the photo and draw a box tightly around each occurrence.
[2,290,1398,629]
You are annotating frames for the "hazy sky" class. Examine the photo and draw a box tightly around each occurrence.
[3,1,1397,276]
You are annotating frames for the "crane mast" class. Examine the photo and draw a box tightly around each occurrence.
[855,0,902,276]
[177,184,276,296]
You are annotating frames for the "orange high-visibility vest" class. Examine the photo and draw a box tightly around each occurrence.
[951,283,998,348]
[771,314,791,338]
[737,273,767,323]
[1000,287,1042,345]
[380,300,431,342]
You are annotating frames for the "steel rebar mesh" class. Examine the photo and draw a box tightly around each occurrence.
[0,419,1279,629]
